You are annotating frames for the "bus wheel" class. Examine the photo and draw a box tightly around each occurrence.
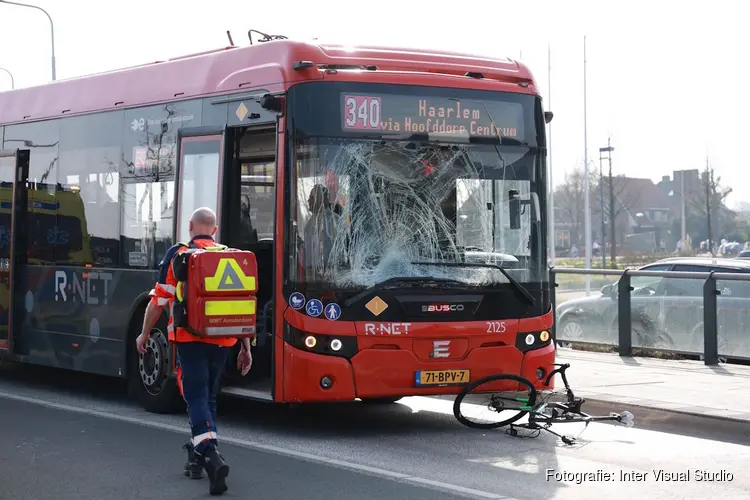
[361,397,403,404]
[128,317,183,414]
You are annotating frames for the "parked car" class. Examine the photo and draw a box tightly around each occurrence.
[555,257,750,357]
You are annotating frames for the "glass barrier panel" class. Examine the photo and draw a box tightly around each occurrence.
[628,274,703,353]
[554,272,620,346]
[715,279,750,360]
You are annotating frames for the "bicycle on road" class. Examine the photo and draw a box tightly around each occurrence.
[452,363,635,445]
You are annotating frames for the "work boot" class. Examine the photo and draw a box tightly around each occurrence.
[197,444,230,495]
[182,441,203,479]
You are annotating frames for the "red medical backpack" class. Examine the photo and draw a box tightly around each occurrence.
[171,242,258,340]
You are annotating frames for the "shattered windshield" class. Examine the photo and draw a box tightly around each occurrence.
[285,83,546,291]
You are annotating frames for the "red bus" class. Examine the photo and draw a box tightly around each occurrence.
[0,34,554,413]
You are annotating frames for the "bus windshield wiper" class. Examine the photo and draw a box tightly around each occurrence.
[411,261,535,306]
[343,276,468,307]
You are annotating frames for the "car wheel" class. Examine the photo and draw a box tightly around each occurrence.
[557,316,585,342]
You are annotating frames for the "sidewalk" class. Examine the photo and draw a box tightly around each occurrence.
[554,348,750,423]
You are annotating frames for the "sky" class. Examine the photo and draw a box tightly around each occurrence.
[0,0,747,208]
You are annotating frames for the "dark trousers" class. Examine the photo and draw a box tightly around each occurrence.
[176,341,231,454]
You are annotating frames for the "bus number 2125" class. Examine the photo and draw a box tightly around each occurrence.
[486,321,506,333]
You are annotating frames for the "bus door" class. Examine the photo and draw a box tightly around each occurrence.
[168,128,228,376]
[173,127,275,401]
[173,128,228,242]
[0,149,29,352]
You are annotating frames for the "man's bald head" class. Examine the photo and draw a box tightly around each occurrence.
[189,207,218,237]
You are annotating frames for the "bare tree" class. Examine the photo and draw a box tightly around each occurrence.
[687,161,732,255]
[554,165,598,247]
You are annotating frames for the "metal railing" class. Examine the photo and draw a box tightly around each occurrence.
[550,267,750,365]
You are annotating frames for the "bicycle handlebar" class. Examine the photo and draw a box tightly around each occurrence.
[545,362,572,390]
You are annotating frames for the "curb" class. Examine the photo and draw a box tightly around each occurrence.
[579,397,750,446]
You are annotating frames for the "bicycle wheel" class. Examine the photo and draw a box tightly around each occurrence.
[453,374,537,430]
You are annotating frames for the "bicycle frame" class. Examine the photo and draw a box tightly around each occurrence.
[511,363,634,444]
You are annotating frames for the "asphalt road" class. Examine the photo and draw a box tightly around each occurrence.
[1,397,466,500]
[1,361,749,500]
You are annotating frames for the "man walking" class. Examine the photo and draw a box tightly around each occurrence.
[136,207,252,495]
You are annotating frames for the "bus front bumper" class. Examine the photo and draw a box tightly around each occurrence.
[281,342,556,403]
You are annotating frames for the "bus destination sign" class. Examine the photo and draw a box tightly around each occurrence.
[341,94,523,139]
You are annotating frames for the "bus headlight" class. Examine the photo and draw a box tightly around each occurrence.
[515,330,553,352]
[285,324,358,359]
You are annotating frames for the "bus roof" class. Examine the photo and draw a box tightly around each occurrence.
[0,39,537,125]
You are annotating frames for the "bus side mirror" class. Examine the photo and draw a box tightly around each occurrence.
[509,189,521,230]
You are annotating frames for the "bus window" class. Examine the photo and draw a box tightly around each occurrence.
[176,137,223,243]
[240,161,275,244]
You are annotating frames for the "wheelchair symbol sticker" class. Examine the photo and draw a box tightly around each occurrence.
[306,299,323,317]
[325,303,341,321]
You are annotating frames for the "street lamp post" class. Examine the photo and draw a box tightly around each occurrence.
[583,36,591,294]
[0,0,56,81]
[0,67,14,89]
[599,141,614,268]
[680,170,686,253]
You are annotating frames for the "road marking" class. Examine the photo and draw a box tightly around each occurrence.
[0,390,515,500]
